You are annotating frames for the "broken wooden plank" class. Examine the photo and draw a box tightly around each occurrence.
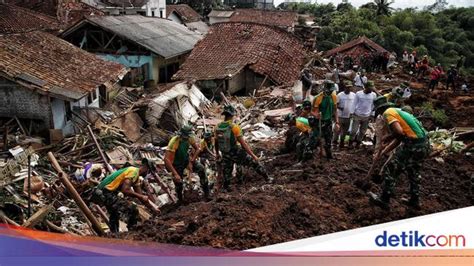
[47,152,105,236]
[86,125,114,173]
[14,116,28,136]
[22,204,53,228]
[0,210,21,227]
[45,220,78,236]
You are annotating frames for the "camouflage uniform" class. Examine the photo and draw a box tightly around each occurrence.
[382,138,430,203]
[310,119,333,158]
[102,189,138,233]
[222,149,267,188]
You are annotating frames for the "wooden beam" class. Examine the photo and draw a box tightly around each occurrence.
[22,204,53,228]
[47,152,105,236]
[104,33,117,50]
[86,125,114,174]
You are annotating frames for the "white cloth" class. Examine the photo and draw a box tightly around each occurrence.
[333,68,340,83]
[336,91,356,118]
[402,53,409,62]
[353,91,376,117]
[353,75,367,87]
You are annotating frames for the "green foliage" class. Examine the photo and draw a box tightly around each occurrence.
[278,3,474,73]
[421,102,449,126]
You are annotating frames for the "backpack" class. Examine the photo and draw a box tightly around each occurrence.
[216,123,234,153]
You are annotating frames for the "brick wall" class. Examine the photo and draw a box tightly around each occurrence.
[0,78,52,130]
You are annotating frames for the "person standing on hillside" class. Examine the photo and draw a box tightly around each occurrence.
[334,81,355,148]
[349,81,376,148]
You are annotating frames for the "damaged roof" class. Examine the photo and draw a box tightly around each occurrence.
[324,36,389,57]
[229,9,297,29]
[173,22,305,85]
[208,10,234,18]
[167,4,202,23]
[0,3,61,34]
[63,15,202,59]
[0,31,128,101]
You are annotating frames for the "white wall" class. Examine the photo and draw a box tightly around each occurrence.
[168,12,182,24]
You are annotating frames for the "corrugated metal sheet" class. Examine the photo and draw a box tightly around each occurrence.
[86,16,203,59]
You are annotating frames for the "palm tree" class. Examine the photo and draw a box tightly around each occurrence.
[374,0,394,16]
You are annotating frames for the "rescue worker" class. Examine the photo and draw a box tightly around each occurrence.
[193,131,215,200]
[369,101,430,210]
[311,80,340,159]
[300,100,312,118]
[383,82,411,107]
[215,105,273,192]
[446,64,458,91]
[294,116,313,162]
[96,159,156,233]
[164,125,206,203]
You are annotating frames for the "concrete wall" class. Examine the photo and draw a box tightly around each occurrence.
[209,17,230,25]
[0,78,52,130]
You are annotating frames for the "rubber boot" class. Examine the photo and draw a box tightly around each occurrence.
[402,195,421,210]
[202,183,211,201]
[368,191,390,211]
[175,182,184,203]
[325,146,333,160]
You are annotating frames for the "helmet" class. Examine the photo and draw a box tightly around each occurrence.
[392,87,404,98]
[222,105,236,116]
[179,125,193,137]
[203,131,213,139]
[302,100,312,109]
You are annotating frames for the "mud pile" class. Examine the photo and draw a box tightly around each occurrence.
[124,148,473,250]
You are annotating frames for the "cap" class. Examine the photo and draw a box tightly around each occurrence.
[343,80,353,87]
[222,105,237,116]
[323,80,335,92]
[302,100,312,109]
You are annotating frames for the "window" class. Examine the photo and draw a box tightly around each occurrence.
[159,10,163,18]
[152,10,155,17]
[87,90,98,105]
[65,101,72,122]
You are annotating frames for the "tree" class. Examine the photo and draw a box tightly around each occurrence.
[374,0,394,16]
[425,0,449,13]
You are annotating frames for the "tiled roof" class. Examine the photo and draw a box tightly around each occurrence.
[0,31,128,101]
[173,22,305,85]
[4,1,104,27]
[324,36,389,57]
[167,4,202,23]
[208,10,234,18]
[0,3,61,34]
[229,9,297,29]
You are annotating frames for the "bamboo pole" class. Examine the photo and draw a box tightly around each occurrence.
[86,125,114,173]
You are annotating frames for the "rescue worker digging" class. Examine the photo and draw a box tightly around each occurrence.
[369,100,430,211]
[95,159,158,233]
[311,80,340,159]
[215,105,273,192]
[164,125,208,203]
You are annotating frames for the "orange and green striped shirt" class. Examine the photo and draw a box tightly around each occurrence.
[383,108,426,139]
[295,117,311,133]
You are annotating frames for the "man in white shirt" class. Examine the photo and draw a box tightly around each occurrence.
[350,81,377,148]
[353,71,367,90]
[334,80,355,148]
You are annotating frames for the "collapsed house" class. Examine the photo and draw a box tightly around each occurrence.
[0,31,128,137]
[61,15,202,86]
[323,36,389,64]
[173,22,305,96]
[167,4,209,34]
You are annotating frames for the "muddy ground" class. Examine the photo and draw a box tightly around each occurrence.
[123,144,472,250]
[122,82,473,250]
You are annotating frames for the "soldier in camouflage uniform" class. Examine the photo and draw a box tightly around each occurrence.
[215,105,273,192]
[369,100,430,210]
[96,161,155,233]
[310,80,340,159]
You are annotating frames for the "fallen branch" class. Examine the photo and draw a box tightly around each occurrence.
[22,204,53,228]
